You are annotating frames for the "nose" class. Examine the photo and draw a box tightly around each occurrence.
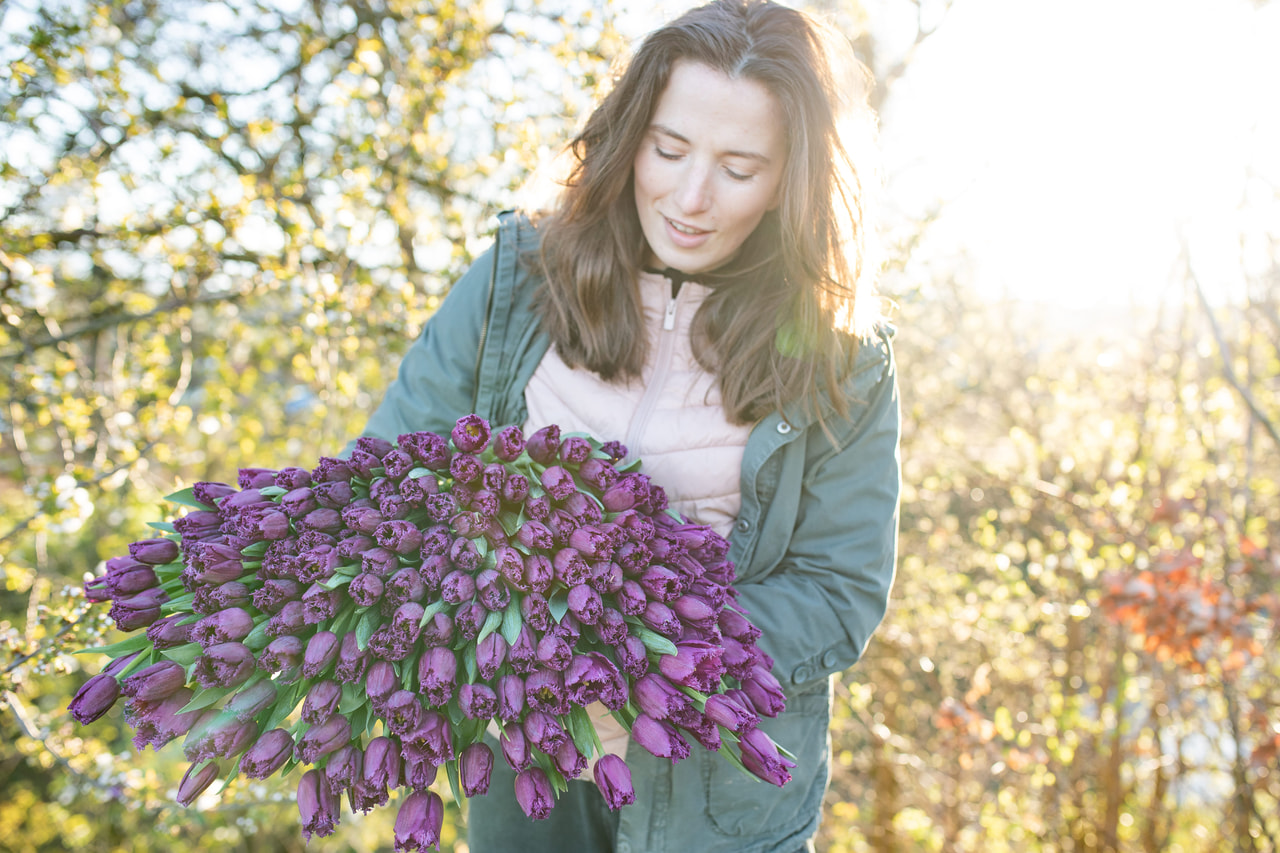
[673,161,713,215]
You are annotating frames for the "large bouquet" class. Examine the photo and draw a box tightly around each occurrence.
[69,416,794,849]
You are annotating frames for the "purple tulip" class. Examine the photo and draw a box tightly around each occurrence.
[640,601,682,638]
[614,634,650,678]
[520,591,551,632]
[146,613,192,649]
[266,600,305,637]
[104,558,158,597]
[630,713,691,762]
[280,487,318,519]
[313,479,355,508]
[393,789,444,851]
[535,633,571,672]
[194,642,256,689]
[127,688,204,750]
[476,632,508,681]
[335,632,369,684]
[417,646,457,707]
[225,680,277,722]
[525,669,569,715]
[495,673,526,721]
[703,693,759,734]
[375,519,423,555]
[516,520,554,551]
[295,714,352,764]
[68,673,121,724]
[537,465,574,501]
[121,661,186,703]
[459,742,494,797]
[450,452,483,484]
[191,608,255,648]
[184,713,258,763]
[397,430,449,469]
[515,767,555,820]
[458,683,497,719]
[500,722,531,771]
[521,710,570,755]
[475,568,510,611]
[555,435,590,464]
[302,680,342,724]
[525,493,551,521]
[492,545,523,587]
[454,603,486,641]
[553,547,590,586]
[565,652,627,709]
[258,635,304,677]
[355,735,400,812]
[325,743,363,792]
[450,413,491,453]
[489,424,524,461]
[240,728,294,778]
[176,760,220,805]
[301,584,340,624]
[593,608,629,646]
[741,664,787,717]
[302,631,340,679]
[404,710,454,765]
[553,740,587,779]
[419,611,455,647]
[191,581,250,615]
[129,538,180,565]
[109,587,168,631]
[594,754,636,810]
[296,545,341,583]
[552,611,582,645]
[738,726,796,787]
[439,571,475,606]
[385,690,424,736]
[365,661,399,709]
[348,572,385,607]
[721,635,760,679]
[418,554,449,592]
[508,626,537,674]
[522,554,553,594]
[579,457,619,490]
[298,769,340,840]
[389,602,425,645]
[567,583,603,624]
[403,753,438,792]
[658,641,725,693]
[192,481,237,506]
[501,472,530,504]
[83,575,110,603]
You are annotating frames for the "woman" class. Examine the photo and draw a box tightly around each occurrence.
[356,1,899,850]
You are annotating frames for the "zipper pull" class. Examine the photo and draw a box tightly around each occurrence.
[663,297,677,331]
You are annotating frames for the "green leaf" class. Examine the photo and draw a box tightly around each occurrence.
[717,739,754,778]
[547,590,569,624]
[417,600,446,628]
[356,609,380,650]
[258,485,287,497]
[445,759,464,804]
[179,684,238,714]
[476,609,502,644]
[501,599,523,645]
[631,625,678,657]
[117,649,156,679]
[350,704,370,737]
[148,520,178,534]
[76,633,152,658]
[160,592,197,615]
[565,705,602,759]
[408,467,433,480]
[241,541,269,559]
[264,682,305,731]
[321,572,355,591]
[160,642,204,667]
[242,621,271,651]
[165,486,214,509]
[463,646,478,684]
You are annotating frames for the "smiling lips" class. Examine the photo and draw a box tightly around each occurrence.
[665,216,712,248]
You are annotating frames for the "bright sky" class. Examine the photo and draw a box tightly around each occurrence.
[625,0,1280,309]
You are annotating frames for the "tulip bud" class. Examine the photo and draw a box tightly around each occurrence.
[176,760,220,806]
[515,767,555,820]
[68,673,121,724]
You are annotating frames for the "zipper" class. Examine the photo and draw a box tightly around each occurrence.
[626,277,684,461]
[471,220,501,414]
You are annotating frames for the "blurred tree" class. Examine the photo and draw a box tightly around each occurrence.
[1,0,620,848]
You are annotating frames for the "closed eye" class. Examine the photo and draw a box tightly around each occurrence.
[655,146,681,161]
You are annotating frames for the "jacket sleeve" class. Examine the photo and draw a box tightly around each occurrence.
[732,337,901,690]
[349,244,499,449]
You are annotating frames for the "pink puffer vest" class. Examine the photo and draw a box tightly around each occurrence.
[522,270,752,538]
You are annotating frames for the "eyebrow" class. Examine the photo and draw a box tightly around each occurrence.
[649,124,774,165]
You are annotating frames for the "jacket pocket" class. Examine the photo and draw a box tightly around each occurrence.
[702,686,831,837]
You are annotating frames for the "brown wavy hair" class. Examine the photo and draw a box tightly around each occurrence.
[532,0,878,426]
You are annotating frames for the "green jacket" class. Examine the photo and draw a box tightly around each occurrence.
[357,212,900,852]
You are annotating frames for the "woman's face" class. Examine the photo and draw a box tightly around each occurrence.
[633,60,786,276]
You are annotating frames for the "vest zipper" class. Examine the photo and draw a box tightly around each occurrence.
[626,278,684,462]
